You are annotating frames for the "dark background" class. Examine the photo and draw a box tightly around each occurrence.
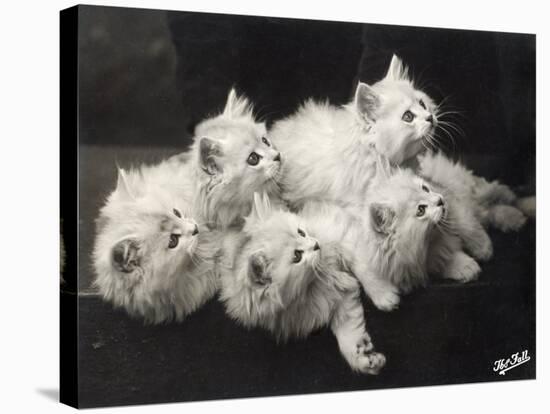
[78,5,535,187]
[69,5,536,408]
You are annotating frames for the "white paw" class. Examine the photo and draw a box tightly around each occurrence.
[491,205,527,232]
[444,253,481,283]
[353,336,386,375]
[370,288,400,312]
[470,232,493,262]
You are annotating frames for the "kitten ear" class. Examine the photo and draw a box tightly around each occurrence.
[115,168,134,201]
[252,192,272,221]
[370,203,396,235]
[248,251,271,286]
[385,54,409,82]
[199,137,223,176]
[223,88,252,118]
[111,237,142,274]
[354,82,380,121]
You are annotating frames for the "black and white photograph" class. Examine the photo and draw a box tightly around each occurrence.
[57,4,538,409]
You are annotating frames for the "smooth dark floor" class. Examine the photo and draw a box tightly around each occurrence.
[71,145,535,408]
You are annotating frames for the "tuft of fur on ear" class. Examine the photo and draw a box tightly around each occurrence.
[385,54,410,82]
[199,137,223,176]
[223,88,253,119]
[248,251,271,286]
[354,82,380,121]
[252,192,272,222]
[370,203,396,234]
[116,168,134,201]
[111,237,142,273]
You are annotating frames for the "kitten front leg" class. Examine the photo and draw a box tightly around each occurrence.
[459,219,493,262]
[330,290,386,375]
[354,262,400,311]
[442,251,481,283]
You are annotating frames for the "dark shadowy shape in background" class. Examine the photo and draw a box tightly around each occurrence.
[78,6,534,190]
[167,12,363,130]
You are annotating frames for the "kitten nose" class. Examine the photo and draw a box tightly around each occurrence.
[192,225,199,236]
[274,152,281,162]
[437,197,444,207]
[426,114,434,124]
[313,242,320,251]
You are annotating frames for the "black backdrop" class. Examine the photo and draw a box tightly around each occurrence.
[79,6,535,188]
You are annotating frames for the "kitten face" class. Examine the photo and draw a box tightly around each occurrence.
[97,170,200,289]
[241,194,320,313]
[193,90,282,228]
[196,90,282,192]
[369,169,446,243]
[354,55,438,164]
[199,129,281,188]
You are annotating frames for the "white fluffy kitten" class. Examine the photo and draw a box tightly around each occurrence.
[93,157,219,324]
[190,89,283,229]
[417,151,528,233]
[298,154,482,312]
[219,193,386,374]
[270,55,438,208]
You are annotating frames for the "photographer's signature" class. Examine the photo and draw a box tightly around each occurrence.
[493,350,530,375]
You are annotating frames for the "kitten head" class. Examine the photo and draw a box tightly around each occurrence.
[352,55,438,164]
[367,161,446,291]
[369,161,446,239]
[227,193,321,318]
[193,89,283,228]
[93,168,201,321]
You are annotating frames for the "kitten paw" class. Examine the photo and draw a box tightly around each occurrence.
[339,334,385,375]
[490,205,527,232]
[467,231,493,262]
[354,340,386,375]
[475,238,494,262]
[370,288,400,312]
[444,252,481,283]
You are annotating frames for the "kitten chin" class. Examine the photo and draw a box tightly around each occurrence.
[189,89,283,229]
[92,158,219,324]
[269,54,438,209]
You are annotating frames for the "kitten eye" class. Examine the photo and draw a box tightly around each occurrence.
[262,136,270,147]
[416,205,427,217]
[419,99,426,110]
[247,152,261,166]
[293,249,303,264]
[173,208,182,218]
[422,184,429,193]
[402,110,415,123]
[297,228,305,237]
[168,234,180,249]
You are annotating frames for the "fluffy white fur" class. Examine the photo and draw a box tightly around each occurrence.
[417,151,528,233]
[190,89,283,229]
[93,157,219,324]
[297,154,482,312]
[219,193,386,374]
[270,55,439,208]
